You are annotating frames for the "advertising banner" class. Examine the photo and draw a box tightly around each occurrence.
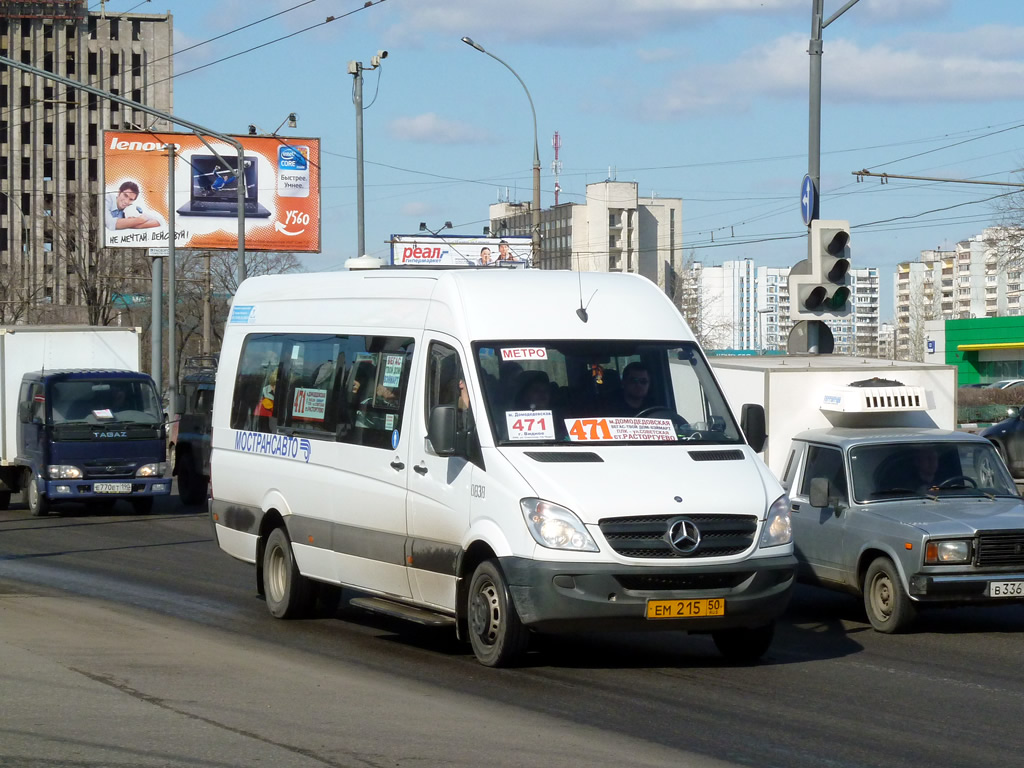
[102,131,320,252]
[390,235,532,267]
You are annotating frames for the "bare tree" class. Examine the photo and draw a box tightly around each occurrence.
[48,190,149,326]
[666,250,733,350]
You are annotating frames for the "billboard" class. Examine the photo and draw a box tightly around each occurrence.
[102,131,320,252]
[390,235,532,267]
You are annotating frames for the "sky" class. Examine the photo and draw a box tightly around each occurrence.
[110,0,1024,321]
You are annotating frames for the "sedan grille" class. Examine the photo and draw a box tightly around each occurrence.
[976,531,1024,567]
[598,514,758,559]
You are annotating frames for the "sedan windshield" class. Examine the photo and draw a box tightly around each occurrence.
[474,340,744,447]
[850,441,1018,502]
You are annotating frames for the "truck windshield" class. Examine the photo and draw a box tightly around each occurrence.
[850,441,1017,502]
[474,340,743,446]
[50,378,163,425]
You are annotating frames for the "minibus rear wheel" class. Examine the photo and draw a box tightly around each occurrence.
[467,559,529,667]
[263,527,315,619]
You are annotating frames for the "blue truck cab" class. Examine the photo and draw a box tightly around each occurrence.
[16,369,171,515]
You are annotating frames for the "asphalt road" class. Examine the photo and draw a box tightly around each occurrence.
[1,490,1022,768]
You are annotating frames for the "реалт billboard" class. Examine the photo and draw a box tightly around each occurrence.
[390,235,532,266]
[102,131,321,252]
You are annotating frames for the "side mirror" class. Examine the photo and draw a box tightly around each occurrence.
[427,405,457,456]
[173,393,186,416]
[18,401,31,424]
[740,404,767,453]
[809,477,830,508]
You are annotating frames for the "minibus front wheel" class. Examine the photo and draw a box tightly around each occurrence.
[467,559,529,667]
[263,527,315,619]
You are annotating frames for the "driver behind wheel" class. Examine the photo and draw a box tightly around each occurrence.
[909,445,941,493]
[606,361,653,417]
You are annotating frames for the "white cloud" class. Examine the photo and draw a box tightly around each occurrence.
[642,28,1024,119]
[389,113,492,144]
[387,0,949,46]
[400,201,440,217]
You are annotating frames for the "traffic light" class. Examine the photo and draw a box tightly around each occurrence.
[788,219,852,321]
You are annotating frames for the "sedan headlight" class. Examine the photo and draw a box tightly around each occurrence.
[521,498,599,552]
[925,539,972,564]
[759,495,792,548]
[136,462,167,478]
[47,464,83,479]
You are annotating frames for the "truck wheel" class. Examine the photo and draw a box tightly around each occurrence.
[467,559,529,667]
[132,498,155,515]
[263,527,315,619]
[864,557,916,633]
[27,475,49,517]
[712,622,775,663]
[177,457,206,506]
[0,491,10,510]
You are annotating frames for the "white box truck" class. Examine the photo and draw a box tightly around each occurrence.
[0,326,170,515]
[712,355,1024,634]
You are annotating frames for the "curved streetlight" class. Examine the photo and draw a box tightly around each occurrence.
[461,36,541,266]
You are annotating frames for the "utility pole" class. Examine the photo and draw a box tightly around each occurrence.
[348,51,387,259]
[203,254,212,355]
[167,144,177,412]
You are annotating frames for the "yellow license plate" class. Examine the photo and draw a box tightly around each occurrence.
[646,598,725,619]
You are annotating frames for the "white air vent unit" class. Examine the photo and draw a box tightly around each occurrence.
[820,386,928,413]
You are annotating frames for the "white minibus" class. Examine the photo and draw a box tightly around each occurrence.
[210,268,794,666]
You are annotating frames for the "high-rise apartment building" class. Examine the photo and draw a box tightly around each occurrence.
[698,259,881,355]
[894,227,1024,360]
[489,180,683,297]
[0,0,173,322]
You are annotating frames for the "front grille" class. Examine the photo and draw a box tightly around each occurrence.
[976,531,1024,567]
[82,460,136,479]
[615,572,752,591]
[599,514,758,559]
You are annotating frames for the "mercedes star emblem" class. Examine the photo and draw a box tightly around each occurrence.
[666,517,701,555]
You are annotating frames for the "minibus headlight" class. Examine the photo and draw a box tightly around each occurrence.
[521,498,599,552]
[47,464,83,479]
[759,495,792,548]
[925,539,972,564]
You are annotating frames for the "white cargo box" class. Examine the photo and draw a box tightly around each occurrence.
[0,326,141,464]
[711,355,957,477]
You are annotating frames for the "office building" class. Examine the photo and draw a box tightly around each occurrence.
[489,180,684,298]
[0,0,173,322]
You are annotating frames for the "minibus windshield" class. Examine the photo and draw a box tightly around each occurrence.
[474,340,744,446]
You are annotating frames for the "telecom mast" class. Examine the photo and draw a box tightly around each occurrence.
[551,131,562,206]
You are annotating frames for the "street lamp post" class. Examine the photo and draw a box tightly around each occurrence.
[349,51,387,259]
[461,37,541,267]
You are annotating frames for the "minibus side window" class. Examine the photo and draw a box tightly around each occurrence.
[230,335,285,432]
[426,342,482,467]
[336,336,415,450]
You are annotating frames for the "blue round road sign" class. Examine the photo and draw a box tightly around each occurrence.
[800,175,816,227]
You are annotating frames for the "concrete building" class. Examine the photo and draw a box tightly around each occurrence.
[0,1,173,322]
[698,259,881,355]
[489,180,683,297]
[894,227,1024,360]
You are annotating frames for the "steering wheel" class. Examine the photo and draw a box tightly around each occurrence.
[634,406,690,434]
[937,475,977,489]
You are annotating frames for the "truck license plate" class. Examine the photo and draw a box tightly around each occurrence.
[94,482,132,494]
[988,580,1024,597]
[646,598,725,619]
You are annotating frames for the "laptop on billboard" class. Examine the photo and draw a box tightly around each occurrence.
[176,154,271,218]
